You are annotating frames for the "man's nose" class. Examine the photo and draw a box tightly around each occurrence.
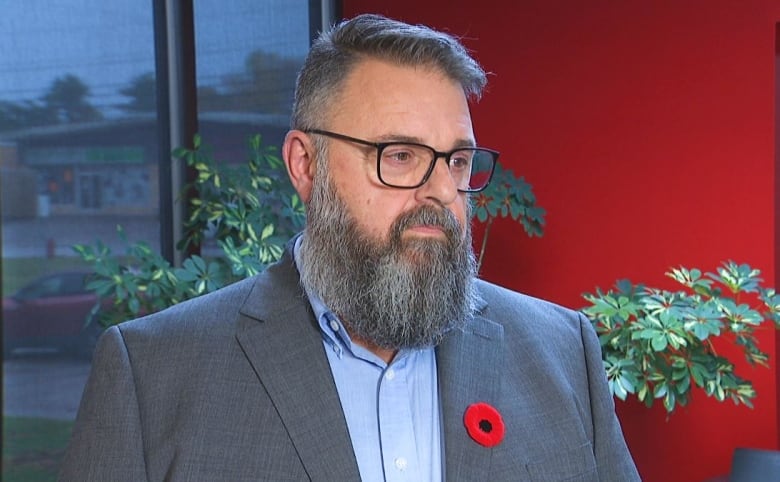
[417,155,459,205]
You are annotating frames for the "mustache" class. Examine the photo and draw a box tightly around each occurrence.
[390,204,463,246]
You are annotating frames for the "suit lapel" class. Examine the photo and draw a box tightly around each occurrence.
[235,248,361,481]
[437,310,505,481]
[233,242,505,481]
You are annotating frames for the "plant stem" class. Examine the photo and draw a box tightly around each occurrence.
[477,217,494,273]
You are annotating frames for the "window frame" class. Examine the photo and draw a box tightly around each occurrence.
[153,0,338,265]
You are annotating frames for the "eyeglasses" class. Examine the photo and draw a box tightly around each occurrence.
[306,129,498,193]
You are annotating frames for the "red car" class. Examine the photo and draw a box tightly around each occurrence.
[3,271,104,358]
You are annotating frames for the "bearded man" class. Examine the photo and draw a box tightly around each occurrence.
[61,14,639,482]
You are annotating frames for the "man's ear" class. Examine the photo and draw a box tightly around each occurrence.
[282,130,316,203]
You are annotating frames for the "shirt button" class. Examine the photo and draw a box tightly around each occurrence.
[385,369,395,380]
[329,319,339,332]
[394,457,407,470]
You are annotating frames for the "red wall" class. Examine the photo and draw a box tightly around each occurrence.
[342,2,779,481]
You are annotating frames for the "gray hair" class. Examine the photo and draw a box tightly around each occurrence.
[291,13,487,131]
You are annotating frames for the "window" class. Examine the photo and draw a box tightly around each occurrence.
[0,2,333,479]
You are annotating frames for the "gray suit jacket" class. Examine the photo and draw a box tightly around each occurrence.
[60,246,640,481]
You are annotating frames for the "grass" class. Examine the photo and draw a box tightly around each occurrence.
[2,416,74,482]
[2,257,92,295]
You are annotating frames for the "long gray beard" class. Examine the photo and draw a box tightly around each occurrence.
[299,174,477,351]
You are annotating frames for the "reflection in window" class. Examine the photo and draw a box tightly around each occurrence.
[195,0,311,162]
[0,1,160,222]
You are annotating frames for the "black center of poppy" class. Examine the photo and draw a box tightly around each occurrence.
[479,419,493,433]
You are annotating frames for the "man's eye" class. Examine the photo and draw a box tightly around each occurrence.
[450,154,472,171]
[383,149,415,163]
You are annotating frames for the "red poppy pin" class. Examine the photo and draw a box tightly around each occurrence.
[464,402,505,447]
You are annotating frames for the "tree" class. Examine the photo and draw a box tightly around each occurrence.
[43,74,102,123]
[199,50,301,115]
[119,72,157,113]
[0,99,58,131]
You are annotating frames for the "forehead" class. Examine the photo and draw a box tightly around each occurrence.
[328,58,474,144]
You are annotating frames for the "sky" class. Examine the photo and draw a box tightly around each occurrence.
[0,0,311,110]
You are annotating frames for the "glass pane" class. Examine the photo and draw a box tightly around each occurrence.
[0,1,158,479]
[193,0,311,256]
[194,0,310,161]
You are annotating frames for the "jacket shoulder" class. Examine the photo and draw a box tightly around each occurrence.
[475,279,584,333]
[118,246,302,338]
[119,274,258,336]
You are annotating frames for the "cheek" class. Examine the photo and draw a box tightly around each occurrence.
[374,199,409,235]
[454,197,470,234]
[348,193,406,240]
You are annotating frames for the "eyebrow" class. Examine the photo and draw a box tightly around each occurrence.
[373,133,477,150]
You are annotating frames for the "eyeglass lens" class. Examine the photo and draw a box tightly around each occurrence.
[379,144,494,191]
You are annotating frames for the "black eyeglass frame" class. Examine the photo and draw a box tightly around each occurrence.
[306,129,499,193]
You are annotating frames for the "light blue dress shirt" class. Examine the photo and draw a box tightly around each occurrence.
[294,237,442,482]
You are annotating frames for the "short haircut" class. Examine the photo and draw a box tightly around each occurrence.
[291,13,487,131]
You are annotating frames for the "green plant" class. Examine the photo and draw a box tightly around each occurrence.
[73,134,305,327]
[582,261,780,414]
[473,162,545,269]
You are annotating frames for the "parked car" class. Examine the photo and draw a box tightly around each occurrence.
[3,271,104,358]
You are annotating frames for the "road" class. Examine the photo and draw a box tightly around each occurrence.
[2,214,159,258]
[2,216,148,420]
[3,353,91,421]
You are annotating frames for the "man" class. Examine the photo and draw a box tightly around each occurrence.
[60,14,640,481]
